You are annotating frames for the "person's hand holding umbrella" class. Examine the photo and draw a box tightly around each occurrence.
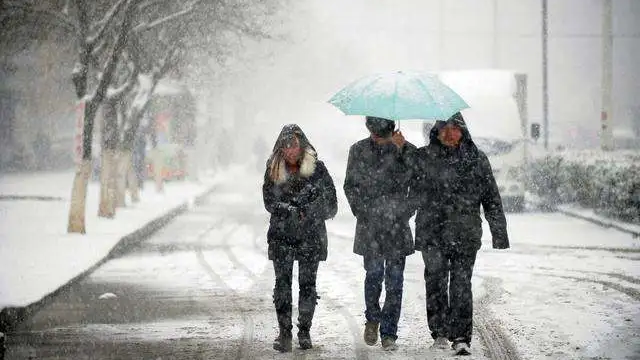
[391,130,406,149]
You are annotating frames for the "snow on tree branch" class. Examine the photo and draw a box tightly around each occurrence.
[139,0,173,12]
[89,0,135,110]
[87,0,129,47]
[130,73,152,112]
[106,68,138,101]
[106,49,140,101]
[133,0,203,34]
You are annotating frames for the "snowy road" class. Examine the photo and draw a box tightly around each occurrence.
[5,174,640,360]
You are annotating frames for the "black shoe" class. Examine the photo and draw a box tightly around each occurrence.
[273,330,292,352]
[363,321,379,346]
[298,329,312,350]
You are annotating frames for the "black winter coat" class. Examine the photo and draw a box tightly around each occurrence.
[263,149,338,262]
[409,121,509,253]
[344,138,417,259]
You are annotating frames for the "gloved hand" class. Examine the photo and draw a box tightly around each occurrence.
[288,204,302,220]
[274,202,298,216]
[293,183,319,209]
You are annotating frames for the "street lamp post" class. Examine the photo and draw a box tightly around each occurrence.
[541,0,549,150]
[601,0,614,151]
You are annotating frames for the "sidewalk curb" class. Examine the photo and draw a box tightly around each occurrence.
[0,183,218,334]
[557,207,640,238]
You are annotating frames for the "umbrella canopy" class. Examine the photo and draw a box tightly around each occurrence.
[328,71,469,121]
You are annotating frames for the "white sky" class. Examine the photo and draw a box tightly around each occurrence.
[201,0,640,149]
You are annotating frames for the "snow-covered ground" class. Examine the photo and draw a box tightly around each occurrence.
[148,167,640,359]
[2,160,639,359]
[0,168,240,309]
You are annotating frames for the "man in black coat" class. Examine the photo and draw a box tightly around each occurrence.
[343,116,417,351]
[409,112,509,355]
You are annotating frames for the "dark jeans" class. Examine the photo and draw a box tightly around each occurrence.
[422,248,477,345]
[363,255,406,340]
[273,251,319,332]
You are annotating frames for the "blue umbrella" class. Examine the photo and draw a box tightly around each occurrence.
[328,71,469,121]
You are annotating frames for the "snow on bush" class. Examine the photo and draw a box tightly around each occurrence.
[527,150,640,223]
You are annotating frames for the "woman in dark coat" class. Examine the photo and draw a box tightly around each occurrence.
[262,124,338,352]
[409,113,509,355]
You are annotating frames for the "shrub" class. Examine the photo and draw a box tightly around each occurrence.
[527,150,640,224]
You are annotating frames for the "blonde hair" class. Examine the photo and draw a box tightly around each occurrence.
[268,150,287,183]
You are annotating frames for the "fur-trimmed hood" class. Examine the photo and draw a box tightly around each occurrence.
[268,124,318,184]
[271,147,317,184]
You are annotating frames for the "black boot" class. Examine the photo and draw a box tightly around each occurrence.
[297,289,318,350]
[297,328,312,350]
[273,327,292,352]
[273,284,293,352]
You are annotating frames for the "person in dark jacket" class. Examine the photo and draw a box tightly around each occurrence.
[262,124,338,352]
[343,116,417,351]
[408,112,509,355]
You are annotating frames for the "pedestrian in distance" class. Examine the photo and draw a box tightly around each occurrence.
[408,112,510,356]
[343,116,417,351]
[262,124,338,352]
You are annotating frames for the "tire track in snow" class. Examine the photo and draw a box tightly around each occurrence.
[475,276,523,360]
[504,243,640,255]
[317,265,370,360]
[578,270,640,285]
[191,219,257,360]
[482,267,640,302]
[550,274,640,302]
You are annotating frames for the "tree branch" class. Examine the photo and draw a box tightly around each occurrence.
[89,0,135,112]
[82,0,136,160]
[87,0,128,47]
[139,0,172,11]
[106,56,139,102]
[156,43,180,78]
[133,0,203,33]
[72,0,90,99]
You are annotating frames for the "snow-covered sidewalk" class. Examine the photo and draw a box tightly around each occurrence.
[557,204,640,238]
[0,167,243,317]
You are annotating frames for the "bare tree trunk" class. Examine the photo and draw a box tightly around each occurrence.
[98,150,116,217]
[99,99,119,217]
[121,112,145,202]
[67,159,92,234]
[124,149,141,202]
[115,149,130,206]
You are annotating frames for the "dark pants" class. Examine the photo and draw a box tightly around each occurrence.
[273,251,319,333]
[363,255,406,340]
[422,248,477,345]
